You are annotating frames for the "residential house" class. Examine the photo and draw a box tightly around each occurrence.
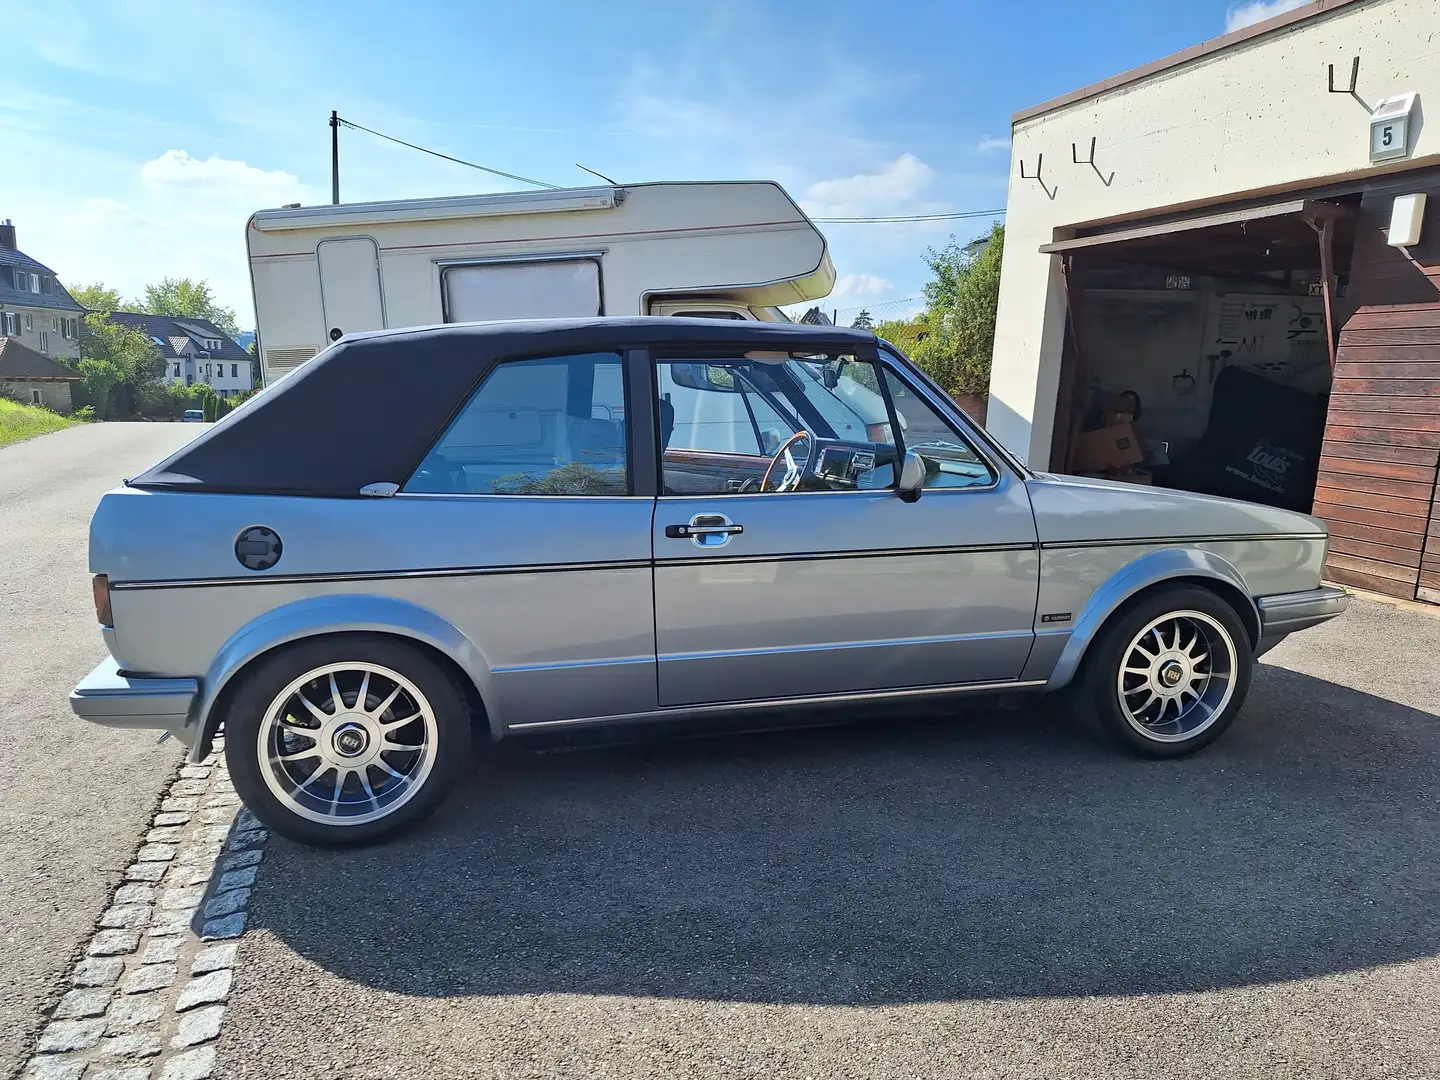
[0,219,84,361]
[0,337,82,413]
[107,312,254,397]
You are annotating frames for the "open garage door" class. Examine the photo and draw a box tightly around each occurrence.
[1043,198,1357,515]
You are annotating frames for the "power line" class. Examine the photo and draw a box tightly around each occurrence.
[812,209,1005,223]
[335,116,560,189]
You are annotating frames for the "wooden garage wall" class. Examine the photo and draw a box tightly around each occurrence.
[1314,170,1440,602]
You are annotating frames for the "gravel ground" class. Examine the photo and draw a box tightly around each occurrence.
[0,422,197,1076]
[220,597,1440,1079]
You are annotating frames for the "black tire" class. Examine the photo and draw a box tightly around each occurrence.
[224,635,471,847]
[1079,585,1254,759]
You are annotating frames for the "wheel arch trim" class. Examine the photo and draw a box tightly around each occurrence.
[191,594,500,760]
[1043,548,1259,691]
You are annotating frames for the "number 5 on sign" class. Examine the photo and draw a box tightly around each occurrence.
[1370,92,1416,164]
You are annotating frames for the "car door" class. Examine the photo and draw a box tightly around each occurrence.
[650,346,1040,707]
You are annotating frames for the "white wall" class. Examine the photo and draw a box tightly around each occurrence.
[990,0,1440,465]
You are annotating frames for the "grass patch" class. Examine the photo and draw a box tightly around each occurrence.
[0,397,79,448]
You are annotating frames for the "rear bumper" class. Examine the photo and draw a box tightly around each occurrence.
[1256,585,1349,652]
[69,657,198,744]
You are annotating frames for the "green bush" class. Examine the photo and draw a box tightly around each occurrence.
[73,405,96,422]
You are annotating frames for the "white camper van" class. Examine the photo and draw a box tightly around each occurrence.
[246,180,835,384]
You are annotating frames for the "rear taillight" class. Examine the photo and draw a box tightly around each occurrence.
[92,575,113,626]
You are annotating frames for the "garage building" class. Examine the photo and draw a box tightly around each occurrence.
[989,0,1440,604]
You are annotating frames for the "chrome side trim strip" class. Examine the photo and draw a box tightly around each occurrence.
[110,559,654,591]
[656,541,1037,567]
[506,678,1050,731]
[659,629,1034,664]
[112,542,1039,589]
[1040,532,1327,551]
[489,654,653,675]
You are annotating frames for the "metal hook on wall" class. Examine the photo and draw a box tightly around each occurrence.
[1071,137,1114,187]
[1327,55,1369,111]
[1019,153,1057,200]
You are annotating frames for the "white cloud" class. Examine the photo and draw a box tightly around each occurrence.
[13,151,311,328]
[1225,0,1310,32]
[801,154,940,219]
[829,273,894,304]
[140,150,300,196]
[974,135,1011,155]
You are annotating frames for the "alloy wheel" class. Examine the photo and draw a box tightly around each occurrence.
[1115,610,1238,743]
[256,662,438,826]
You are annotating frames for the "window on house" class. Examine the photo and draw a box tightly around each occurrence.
[231,363,238,378]
[31,389,42,404]
[39,330,49,352]
[25,314,33,330]
[51,316,58,332]
[28,273,39,293]
[3,312,15,336]
[173,363,181,377]
[40,277,52,294]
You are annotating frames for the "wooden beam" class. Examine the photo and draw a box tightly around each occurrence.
[1316,214,1339,370]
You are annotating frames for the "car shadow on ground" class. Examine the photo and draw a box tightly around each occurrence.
[244,663,1440,1005]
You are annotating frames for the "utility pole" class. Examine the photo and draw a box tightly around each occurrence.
[330,111,340,205]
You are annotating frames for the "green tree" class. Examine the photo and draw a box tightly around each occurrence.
[78,359,123,419]
[874,315,929,356]
[850,309,874,331]
[909,223,1004,398]
[70,283,128,313]
[78,313,167,418]
[142,277,240,340]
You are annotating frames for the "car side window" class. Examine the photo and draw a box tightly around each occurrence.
[881,368,996,489]
[404,352,629,495]
[656,356,897,496]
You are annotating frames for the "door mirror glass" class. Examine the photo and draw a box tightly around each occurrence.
[898,450,925,502]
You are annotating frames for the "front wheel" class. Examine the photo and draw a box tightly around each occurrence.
[1081,586,1253,758]
[225,636,470,847]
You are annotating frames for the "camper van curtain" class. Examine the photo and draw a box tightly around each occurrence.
[443,260,602,323]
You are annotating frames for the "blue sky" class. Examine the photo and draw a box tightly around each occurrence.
[1,0,1306,330]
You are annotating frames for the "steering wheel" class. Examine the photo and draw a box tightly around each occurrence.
[759,430,815,492]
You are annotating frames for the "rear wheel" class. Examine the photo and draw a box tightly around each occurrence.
[1081,586,1253,758]
[225,636,470,847]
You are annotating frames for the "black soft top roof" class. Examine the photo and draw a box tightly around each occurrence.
[129,317,879,497]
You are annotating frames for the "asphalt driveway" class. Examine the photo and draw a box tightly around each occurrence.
[0,423,196,1076]
[219,597,1440,1079]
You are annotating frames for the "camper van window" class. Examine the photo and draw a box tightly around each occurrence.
[405,352,628,496]
[443,258,602,322]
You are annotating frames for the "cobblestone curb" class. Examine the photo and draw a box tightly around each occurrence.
[21,736,266,1080]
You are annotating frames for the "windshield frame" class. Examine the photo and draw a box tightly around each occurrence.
[876,341,1030,481]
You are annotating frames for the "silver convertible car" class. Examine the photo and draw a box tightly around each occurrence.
[71,318,1347,846]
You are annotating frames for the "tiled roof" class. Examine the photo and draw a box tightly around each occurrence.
[0,248,84,313]
[0,338,82,380]
[106,312,250,360]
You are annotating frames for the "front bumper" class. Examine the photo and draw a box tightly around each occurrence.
[69,656,198,744]
[1256,585,1349,645]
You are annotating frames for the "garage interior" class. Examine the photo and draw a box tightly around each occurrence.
[1046,175,1440,604]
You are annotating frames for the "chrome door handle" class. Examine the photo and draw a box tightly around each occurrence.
[664,513,743,547]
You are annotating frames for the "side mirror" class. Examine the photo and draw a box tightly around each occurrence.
[898,449,925,502]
